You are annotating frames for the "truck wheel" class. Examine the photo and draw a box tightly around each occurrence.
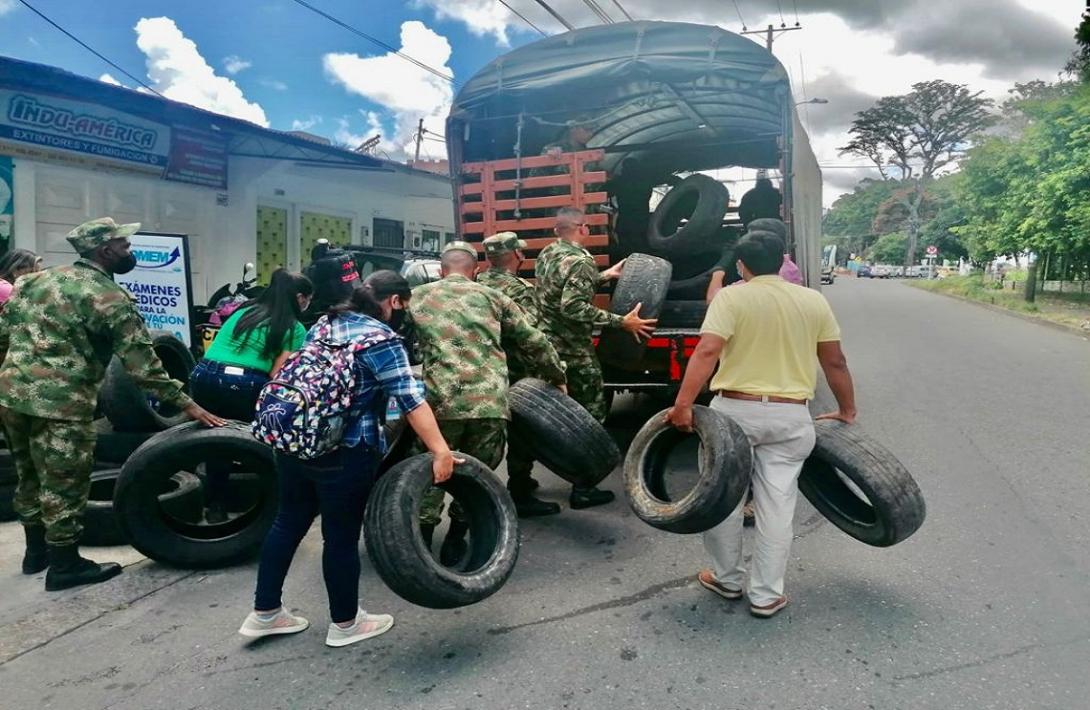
[114,421,278,568]
[648,175,730,255]
[799,420,926,547]
[624,406,751,534]
[364,453,519,609]
[597,253,672,369]
[99,332,196,433]
[657,300,707,328]
[508,378,620,488]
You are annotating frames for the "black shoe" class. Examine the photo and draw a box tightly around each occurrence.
[439,520,469,568]
[22,525,48,575]
[514,495,561,518]
[527,477,541,493]
[570,487,615,510]
[420,523,435,550]
[44,544,122,592]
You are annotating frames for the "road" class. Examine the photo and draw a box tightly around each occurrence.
[1,278,1088,710]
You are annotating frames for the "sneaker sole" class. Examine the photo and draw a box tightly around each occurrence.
[749,600,788,618]
[239,620,310,638]
[698,576,743,600]
[326,619,394,648]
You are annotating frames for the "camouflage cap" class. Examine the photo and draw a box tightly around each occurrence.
[66,217,140,255]
[441,240,479,259]
[482,232,527,256]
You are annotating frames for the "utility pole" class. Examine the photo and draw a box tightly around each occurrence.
[742,23,801,52]
[413,117,424,165]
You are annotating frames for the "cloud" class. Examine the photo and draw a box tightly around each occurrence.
[223,55,252,75]
[797,70,878,137]
[98,73,123,86]
[323,21,453,160]
[415,0,518,45]
[291,115,322,131]
[0,0,16,16]
[134,18,268,126]
[260,78,288,91]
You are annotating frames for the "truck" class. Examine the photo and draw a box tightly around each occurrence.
[446,21,822,402]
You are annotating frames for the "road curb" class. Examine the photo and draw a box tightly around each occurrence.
[905,283,1090,340]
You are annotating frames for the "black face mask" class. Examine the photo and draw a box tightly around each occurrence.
[111,253,138,275]
[387,308,406,332]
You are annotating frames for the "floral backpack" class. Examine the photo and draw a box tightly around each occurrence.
[251,318,395,459]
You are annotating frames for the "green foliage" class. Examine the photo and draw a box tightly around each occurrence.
[867,232,907,264]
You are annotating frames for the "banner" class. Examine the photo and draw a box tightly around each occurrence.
[0,90,170,169]
[115,232,194,347]
[165,126,227,189]
[0,155,11,250]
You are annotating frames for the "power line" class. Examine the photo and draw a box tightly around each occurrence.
[582,0,613,23]
[730,0,747,31]
[775,0,787,28]
[610,0,634,21]
[530,0,575,31]
[290,0,455,84]
[16,0,163,96]
[792,0,801,27]
[497,0,548,36]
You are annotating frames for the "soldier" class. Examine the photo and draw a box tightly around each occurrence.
[0,217,224,591]
[478,232,558,516]
[535,207,657,509]
[410,241,567,564]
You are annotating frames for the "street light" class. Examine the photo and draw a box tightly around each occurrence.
[795,98,829,105]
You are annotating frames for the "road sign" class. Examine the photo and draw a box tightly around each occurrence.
[926,245,938,256]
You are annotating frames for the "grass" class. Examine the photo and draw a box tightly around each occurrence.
[910,275,1090,332]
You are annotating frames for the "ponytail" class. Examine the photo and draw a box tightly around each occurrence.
[327,269,411,319]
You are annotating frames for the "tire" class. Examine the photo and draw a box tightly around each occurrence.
[666,267,716,300]
[647,175,730,255]
[364,452,519,609]
[114,421,278,568]
[0,482,16,522]
[508,379,620,488]
[657,300,706,328]
[99,331,196,433]
[597,253,672,368]
[624,406,752,534]
[799,420,925,547]
[84,468,206,546]
[93,419,155,464]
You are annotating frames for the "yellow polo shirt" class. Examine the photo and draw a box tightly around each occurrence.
[701,275,841,400]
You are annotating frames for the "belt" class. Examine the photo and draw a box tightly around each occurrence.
[719,390,808,405]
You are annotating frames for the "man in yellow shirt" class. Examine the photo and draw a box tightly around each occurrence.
[666,231,857,618]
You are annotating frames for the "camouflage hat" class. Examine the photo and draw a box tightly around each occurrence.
[482,232,527,256]
[66,217,140,255]
[441,240,479,259]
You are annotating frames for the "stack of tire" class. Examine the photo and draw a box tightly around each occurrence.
[364,379,620,608]
[624,408,926,548]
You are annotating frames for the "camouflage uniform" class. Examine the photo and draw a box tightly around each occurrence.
[0,219,191,546]
[534,239,624,423]
[409,247,566,525]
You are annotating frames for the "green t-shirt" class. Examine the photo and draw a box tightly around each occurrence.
[204,306,306,373]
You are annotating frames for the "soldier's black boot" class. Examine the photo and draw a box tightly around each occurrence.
[513,494,561,518]
[44,544,122,592]
[570,486,615,510]
[22,525,48,575]
[439,520,469,568]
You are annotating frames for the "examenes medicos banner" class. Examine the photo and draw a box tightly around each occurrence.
[115,232,194,347]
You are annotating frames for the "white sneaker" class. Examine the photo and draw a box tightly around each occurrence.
[325,608,394,648]
[238,608,310,638]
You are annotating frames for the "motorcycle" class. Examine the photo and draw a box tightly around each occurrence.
[192,263,264,355]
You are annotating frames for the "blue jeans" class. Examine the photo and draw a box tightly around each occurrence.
[254,447,379,623]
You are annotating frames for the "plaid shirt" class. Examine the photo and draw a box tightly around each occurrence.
[309,312,426,452]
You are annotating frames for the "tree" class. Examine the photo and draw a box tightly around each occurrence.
[867,232,908,265]
[840,81,995,267]
[822,178,899,256]
[1065,10,1090,82]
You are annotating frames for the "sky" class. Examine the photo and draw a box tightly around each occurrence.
[0,0,1083,205]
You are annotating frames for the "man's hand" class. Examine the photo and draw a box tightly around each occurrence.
[601,259,627,281]
[183,402,226,428]
[816,410,857,425]
[557,383,569,395]
[621,302,657,342]
[431,449,465,484]
[663,405,694,432]
[545,146,563,158]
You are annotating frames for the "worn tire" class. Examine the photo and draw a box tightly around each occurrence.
[99,331,196,433]
[508,378,620,488]
[364,452,519,609]
[799,420,925,547]
[114,421,278,568]
[93,419,155,464]
[624,406,752,534]
[0,482,15,522]
[657,300,707,328]
[84,468,206,546]
[647,175,730,255]
[597,253,672,368]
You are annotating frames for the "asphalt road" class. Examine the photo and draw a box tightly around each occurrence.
[1,278,1088,710]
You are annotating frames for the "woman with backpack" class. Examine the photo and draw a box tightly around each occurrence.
[240,270,459,648]
[0,248,43,307]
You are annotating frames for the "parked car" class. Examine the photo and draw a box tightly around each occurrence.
[821,264,836,285]
[857,264,872,278]
[871,265,891,278]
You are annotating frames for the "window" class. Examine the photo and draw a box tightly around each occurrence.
[421,229,440,253]
[372,218,405,248]
[445,232,457,244]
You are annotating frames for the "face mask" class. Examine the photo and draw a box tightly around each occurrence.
[112,252,138,275]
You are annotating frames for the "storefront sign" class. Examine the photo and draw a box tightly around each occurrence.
[0,90,170,169]
[0,155,12,250]
[115,232,194,347]
[165,127,227,189]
